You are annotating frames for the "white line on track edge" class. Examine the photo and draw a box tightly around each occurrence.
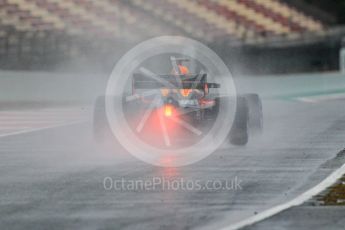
[0,120,87,138]
[219,160,345,230]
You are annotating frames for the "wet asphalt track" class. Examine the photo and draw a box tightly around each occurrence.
[1,74,345,230]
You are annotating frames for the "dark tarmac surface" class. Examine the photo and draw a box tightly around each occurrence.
[0,96,345,230]
[244,206,345,230]
[1,67,345,230]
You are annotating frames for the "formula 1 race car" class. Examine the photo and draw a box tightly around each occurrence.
[93,58,263,148]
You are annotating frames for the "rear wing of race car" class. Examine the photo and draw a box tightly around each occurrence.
[132,73,220,90]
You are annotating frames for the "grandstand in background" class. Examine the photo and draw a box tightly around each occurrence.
[0,0,343,74]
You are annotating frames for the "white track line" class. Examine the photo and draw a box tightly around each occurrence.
[0,120,87,138]
[219,162,345,230]
[296,93,345,103]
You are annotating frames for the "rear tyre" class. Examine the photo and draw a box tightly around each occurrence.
[244,93,263,135]
[93,96,112,143]
[229,96,249,146]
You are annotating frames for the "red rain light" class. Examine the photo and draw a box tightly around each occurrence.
[164,104,173,117]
